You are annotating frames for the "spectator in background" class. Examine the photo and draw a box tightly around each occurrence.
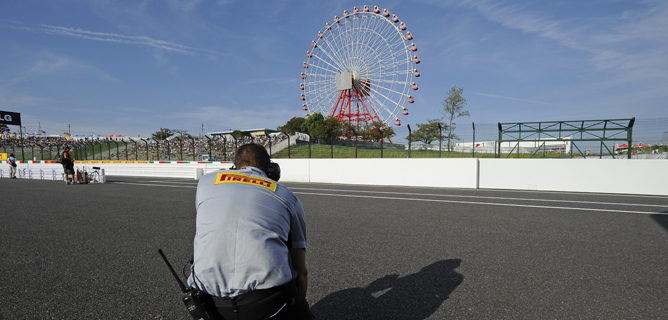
[61,148,75,184]
[7,153,17,179]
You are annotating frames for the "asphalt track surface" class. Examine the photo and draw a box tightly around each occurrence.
[1,176,667,320]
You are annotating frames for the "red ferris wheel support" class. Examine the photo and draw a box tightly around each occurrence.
[330,83,382,128]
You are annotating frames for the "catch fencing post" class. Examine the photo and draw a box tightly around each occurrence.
[353,129,358,158]
[223,137,227,161]
[191,137,195,161]
[308,134,311,158]
[20,125,25,161]
[179,138,184,161]
[380,137,384,158]
[133,139,137,161]
[472,122,476,158]
[123,140,128,160]
[407,124,412,158]
[205,135,212,160]
[438,123,442,158]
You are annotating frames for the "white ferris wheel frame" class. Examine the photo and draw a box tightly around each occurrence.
[301,7,418,126]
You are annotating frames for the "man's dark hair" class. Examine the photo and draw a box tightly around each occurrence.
[234,143,270,172]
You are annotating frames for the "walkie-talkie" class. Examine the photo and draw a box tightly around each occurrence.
[158,249,216,320]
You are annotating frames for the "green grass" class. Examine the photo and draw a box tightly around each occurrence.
[271,144,591,159]
[271,144,553,158]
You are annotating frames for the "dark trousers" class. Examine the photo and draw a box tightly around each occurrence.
[206,283,313,320]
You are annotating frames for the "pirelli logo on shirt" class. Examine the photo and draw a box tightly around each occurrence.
[214,172,277,192]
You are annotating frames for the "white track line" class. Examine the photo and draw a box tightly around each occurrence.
[140,179,197,183]
[293,191,667,215]
[284,183,668,199]
[109,181,667,215]
[110,182,196,188]
[288,187,668,208]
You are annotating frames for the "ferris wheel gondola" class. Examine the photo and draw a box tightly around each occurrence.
[300,5,420,127]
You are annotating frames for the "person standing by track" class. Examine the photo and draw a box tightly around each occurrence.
[7,153,17,179]
[61,148,75,184]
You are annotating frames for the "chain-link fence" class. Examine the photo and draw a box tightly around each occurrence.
[0,136,231,162]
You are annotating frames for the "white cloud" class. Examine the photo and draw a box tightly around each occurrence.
[8,52,117,85]
[4,21,201,55]
[39,24,197,54]
[0,92,47,107]
[426,0,668,94]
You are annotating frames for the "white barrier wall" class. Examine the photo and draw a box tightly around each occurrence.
[275,158,478,188]
[478,159,668,195]
[0,166,64,181]
[4,159,667,195]
[6,161,232,180]
[273,159,310,182]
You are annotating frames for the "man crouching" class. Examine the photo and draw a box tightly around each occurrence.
[188,143,313,319]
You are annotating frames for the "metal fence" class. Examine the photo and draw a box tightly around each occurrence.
[3,117,665,161]
[0,137,231,162]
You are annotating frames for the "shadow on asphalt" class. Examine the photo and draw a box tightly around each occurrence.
[311,259,463,320]
[652,213,668,231]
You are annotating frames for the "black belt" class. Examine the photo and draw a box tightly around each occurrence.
[209,284,293,319]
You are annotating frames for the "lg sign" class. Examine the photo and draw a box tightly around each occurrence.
[0,110,21,126]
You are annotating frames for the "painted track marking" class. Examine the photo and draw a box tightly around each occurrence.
[109,181,667,215]
[288,187,668,208]
[294,191,666,215]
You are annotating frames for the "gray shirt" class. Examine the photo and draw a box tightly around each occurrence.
[187,167,307,297]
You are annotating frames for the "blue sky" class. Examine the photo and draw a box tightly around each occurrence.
[1,0,666,142]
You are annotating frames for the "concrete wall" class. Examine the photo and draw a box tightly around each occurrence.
[478,159,668,195]
[5,161,233,180]
[4,159,667,196]
[274,158,478,188]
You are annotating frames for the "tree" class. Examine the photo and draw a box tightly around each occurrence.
[152,128,173,140]
[301,112,324,140]
[310,116,342,142]
[442,86,470,151]
[407,119,446,145]
[172,129,192,138]
[365,121,395,142]
[339,121,358,139]
[278,117,306,134]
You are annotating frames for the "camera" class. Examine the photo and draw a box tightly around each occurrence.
[266,162,281,181]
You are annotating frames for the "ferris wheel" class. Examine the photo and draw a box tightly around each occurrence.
[300,5,420,127]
